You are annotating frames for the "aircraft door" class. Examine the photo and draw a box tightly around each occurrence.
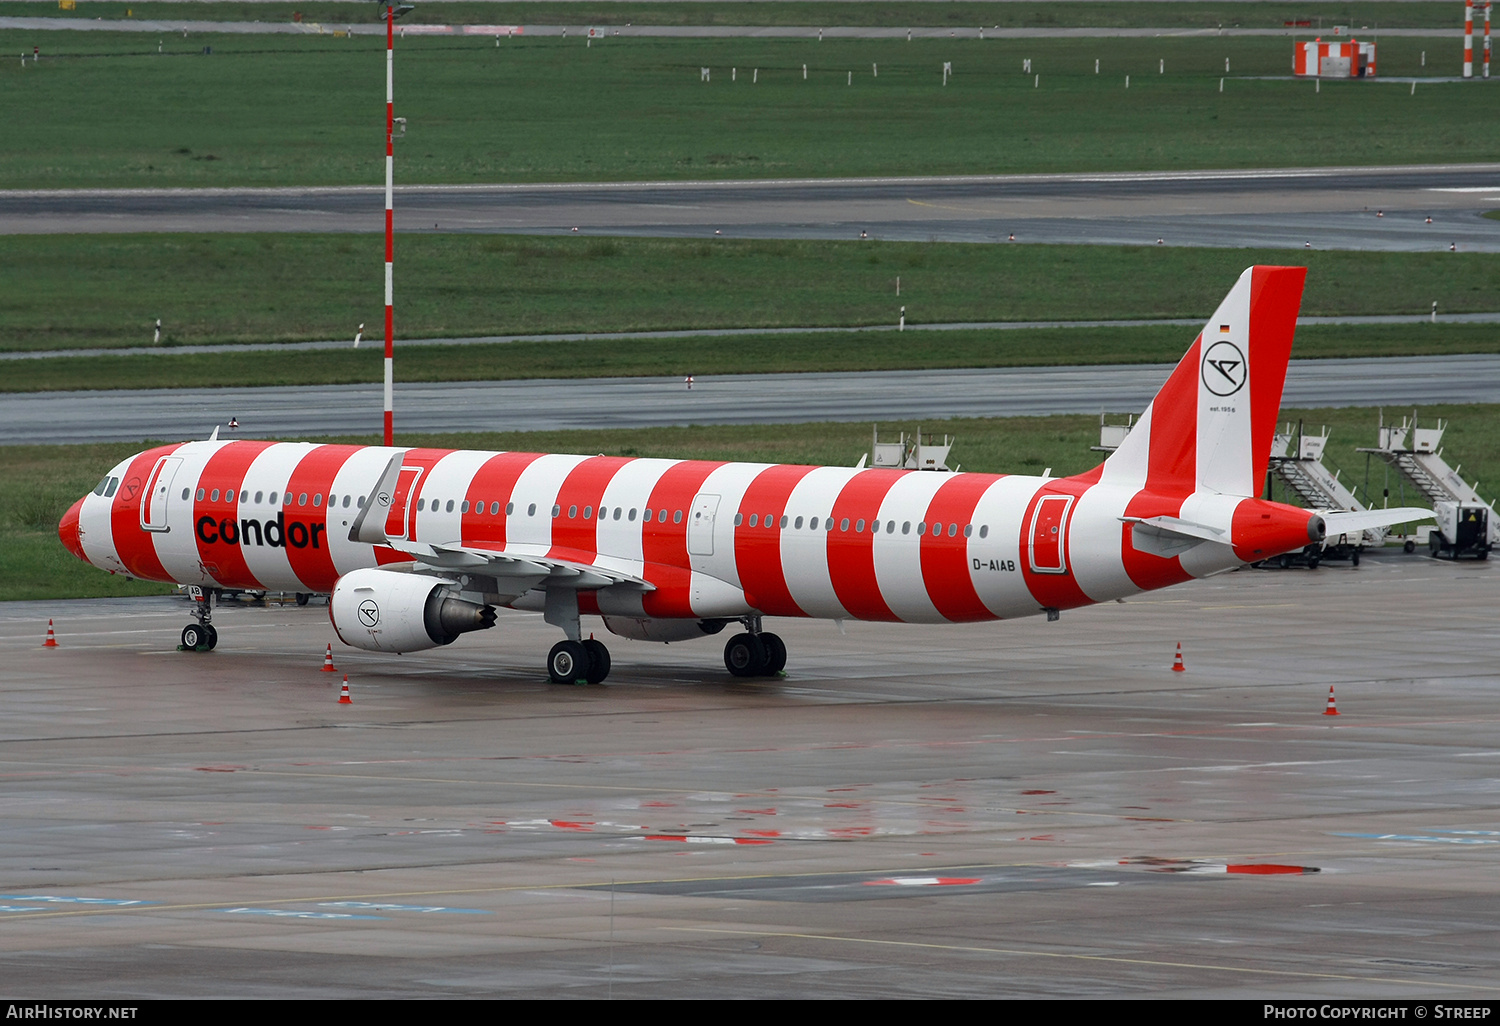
[688,493,721,556]
[383,466,423,541]
[1027,493,1074,574]
[139,456,183,533]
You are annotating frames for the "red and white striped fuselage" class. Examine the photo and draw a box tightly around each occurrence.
[61,439,1316,627]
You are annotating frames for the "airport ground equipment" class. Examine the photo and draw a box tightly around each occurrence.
[870,426,958,472]
[1358,414,1496,559]
[1267,423,1382,567]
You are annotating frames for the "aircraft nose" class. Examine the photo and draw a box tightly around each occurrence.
[58,497,87,563]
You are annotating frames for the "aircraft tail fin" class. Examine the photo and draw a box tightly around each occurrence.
[1101,265,1306,498]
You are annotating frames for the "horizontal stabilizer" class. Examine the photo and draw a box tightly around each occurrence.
[1322,507,1434,536]
[1121,515,1228,559]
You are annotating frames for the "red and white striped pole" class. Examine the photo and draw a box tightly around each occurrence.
[1464,0,1474,78]
[383,3,395,446]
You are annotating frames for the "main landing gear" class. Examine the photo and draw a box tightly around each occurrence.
[547,638,611,685]
[723,616,786,678]
[179,587,218,652]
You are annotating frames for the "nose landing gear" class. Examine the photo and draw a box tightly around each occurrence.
[179,586,219,651]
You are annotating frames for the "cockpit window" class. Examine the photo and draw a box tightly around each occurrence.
[93,476,109,496]
[105,477,119,498]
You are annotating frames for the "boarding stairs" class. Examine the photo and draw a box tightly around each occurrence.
[1269,425,1383,546]
[1357,417,1499,545]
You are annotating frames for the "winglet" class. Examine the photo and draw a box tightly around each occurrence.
[350,451,406,545]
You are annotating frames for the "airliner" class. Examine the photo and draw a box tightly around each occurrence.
[57,267,1425,684]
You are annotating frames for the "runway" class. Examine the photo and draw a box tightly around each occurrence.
[7,164,1500,251]
[4,353,1496,444]
[1,553,1496,997]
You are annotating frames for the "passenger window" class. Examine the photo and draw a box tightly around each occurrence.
[917,522,926,536]
[613,507,621,521]
[809,517,819,530]
[417,498,426,511]
[446,500,455,513]
[794,516,803,529]
[270,491,279,504]
[357,495,365,507]
[529,504,537,516]
[226,489,236,502]
[196,488,205,501]
[840,518,850,531]
[255,491,264,504]
[628,508,637,522]
[180,487,189,501]
[855,519,865,533]
[569,505,578,519]
[551,505,560,518]
[584,506,593,519]
[903,522,911,534]
[948,523,958,537]
[748,514,758,527]
[964,524,973,538]
[979,525,989,538]
[673,510,683,524]
[460,500,470,513]
[491,501,500,515]
[313,493,322,507]
[344,495,353,508]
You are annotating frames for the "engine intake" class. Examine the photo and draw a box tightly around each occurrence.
[330,567,495,653]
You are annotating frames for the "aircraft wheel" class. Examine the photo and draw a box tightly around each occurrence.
[181,624,207,651]
[1279,554,1293,569]
[1403,540,1416,554]
[760,633,787,675]
[582,639,611,684]
[1351,550,1361,567]
[205,624,219,650]
[295,592,311,606]
[1478,548,1489,561]
[547,640,591,684]
[724,633,767,678]
[1306,554,1320,570]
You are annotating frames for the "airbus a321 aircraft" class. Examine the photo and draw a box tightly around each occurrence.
[59,267,1426,684]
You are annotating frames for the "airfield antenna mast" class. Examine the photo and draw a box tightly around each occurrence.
[383,3,396,446]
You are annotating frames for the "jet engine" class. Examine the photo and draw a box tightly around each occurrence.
[330,568,495,653]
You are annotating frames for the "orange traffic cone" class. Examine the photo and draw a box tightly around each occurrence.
[1323,685,1340,716]
[339,676,352,704]
[1171,642,1185,672]
[43,619,57,648]
[320,643,337,673]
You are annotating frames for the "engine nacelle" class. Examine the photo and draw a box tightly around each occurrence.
[602,615,728,643]
[330,568,495,653]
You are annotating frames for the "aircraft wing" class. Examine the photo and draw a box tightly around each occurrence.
[348,452,653,598]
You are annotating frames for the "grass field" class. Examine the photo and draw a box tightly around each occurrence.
[2,31,1492,189]
[6,402,1492,600]
[5,235,1496,353]
[2,2,1468,30]
[7,322,1499,393]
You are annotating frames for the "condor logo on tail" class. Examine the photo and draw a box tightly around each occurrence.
[1201,340,1246,396]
